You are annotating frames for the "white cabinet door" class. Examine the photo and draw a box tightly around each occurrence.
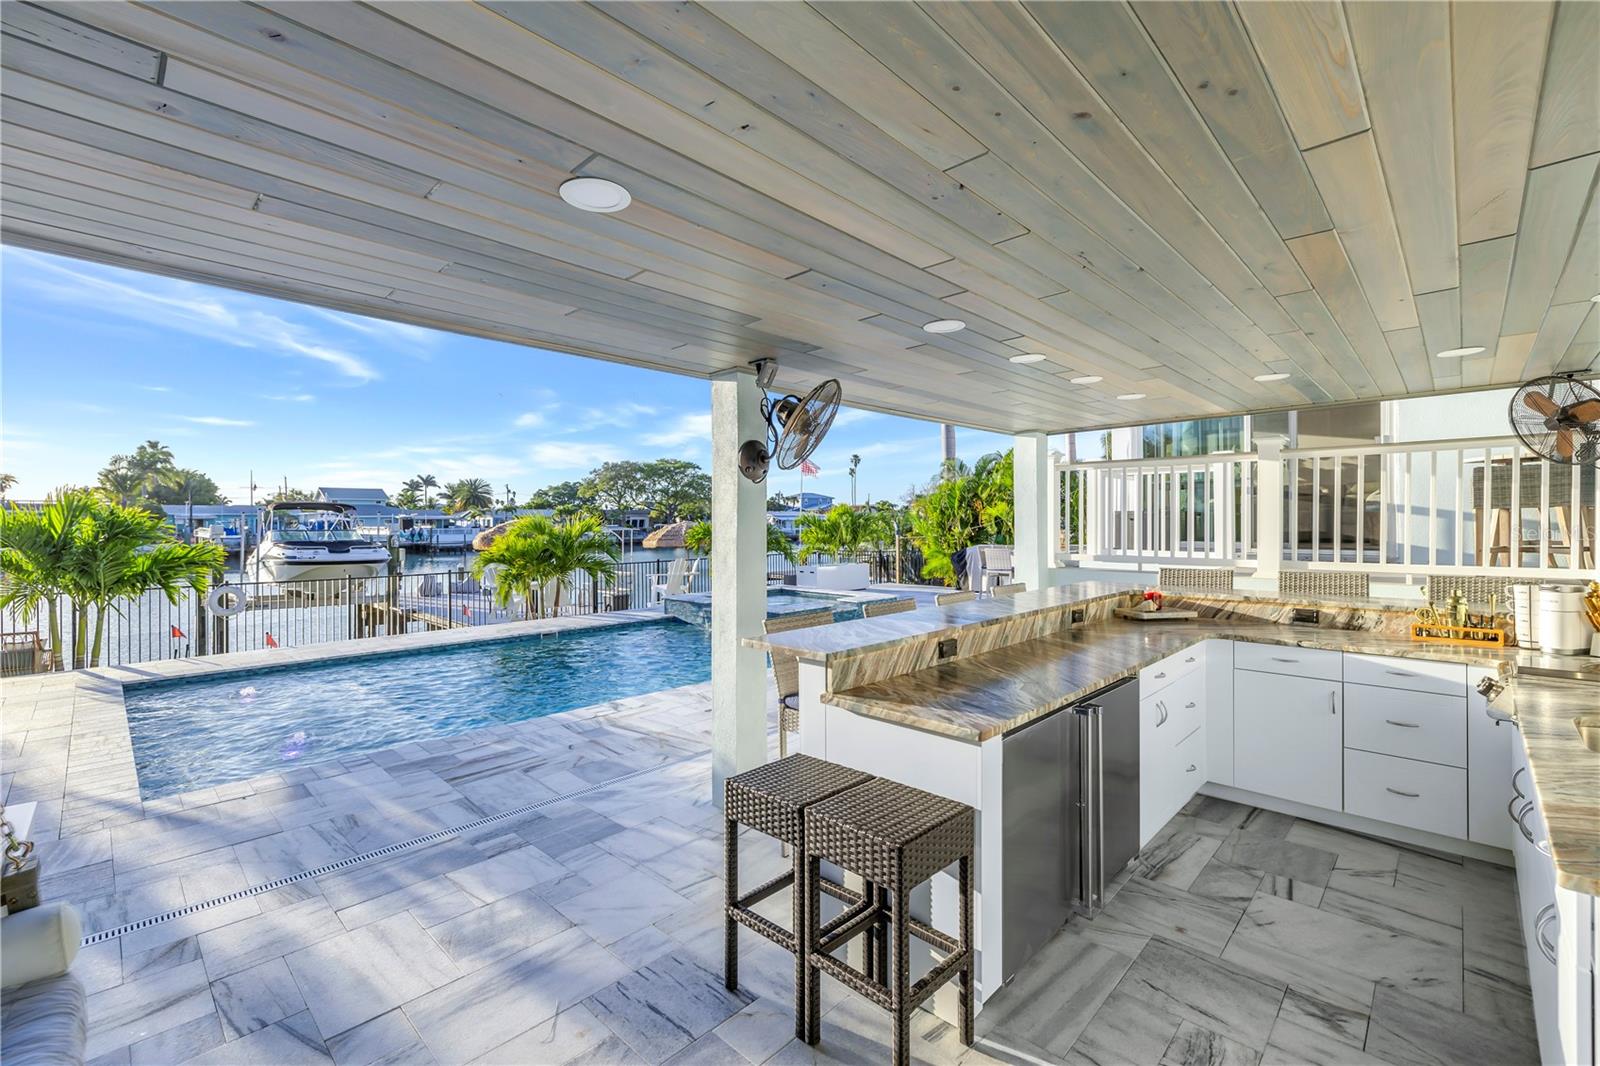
[1467,666,1516,850]
[1234,670,1343,811]
[1205,640,1234,786]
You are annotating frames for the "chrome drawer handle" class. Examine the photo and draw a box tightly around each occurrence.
[1184,656,1196,664]
[1534,905,1558,964]
[1385,669,1413,677]
[1385,787,1420,798]
[1186,764,1198,773]
[1185,701,1196,709]
[1329,691,1337,715]
[1156,701,1168,727]
[1154,671,1167,679]
[1271,657,1298,663]
[1514,801,1536,843]
[1385,720,1421,729]
[1510,766,1528,800]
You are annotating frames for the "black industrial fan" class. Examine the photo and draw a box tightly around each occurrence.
[1508,374,1600,464]
[737,360,843,483]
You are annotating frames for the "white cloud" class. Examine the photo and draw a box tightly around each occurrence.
[577,402,657,429]
[138,384,172,393]
[830,407,879,428]
[184,416,256,427]
[528,441,621,470]
[6,249,379,383]
[641,412,711,448]
[513,411,545,429]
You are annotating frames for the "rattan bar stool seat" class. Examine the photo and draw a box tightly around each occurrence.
[724,754,874,1038]
[802,777,975,1064]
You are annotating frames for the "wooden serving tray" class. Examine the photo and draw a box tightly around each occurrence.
[1114,608,1200,622]
[1409,622,1508,647]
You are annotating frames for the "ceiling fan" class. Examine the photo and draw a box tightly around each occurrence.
[737,359,843,484]
[1508,374,1600,464]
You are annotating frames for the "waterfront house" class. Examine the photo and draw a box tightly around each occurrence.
[2,4,1596,1065]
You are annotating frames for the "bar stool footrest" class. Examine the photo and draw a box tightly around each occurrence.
[735,871,792,911]
[728,905,794,950]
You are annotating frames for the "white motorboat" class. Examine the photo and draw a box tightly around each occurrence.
[245,502,390,583]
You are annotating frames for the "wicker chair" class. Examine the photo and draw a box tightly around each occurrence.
[1157,566,1235,591]
[935,590,978,606]
[763,608,839,758]
[990,582,1026,597]
[862,598,915,618]
[1278,571,1370,598]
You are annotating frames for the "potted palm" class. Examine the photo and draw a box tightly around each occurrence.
[794,505,888,590]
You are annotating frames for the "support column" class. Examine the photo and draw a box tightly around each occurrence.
[1013,432,1051,591]
[710,368,768,804]
[1254,435,1285,582]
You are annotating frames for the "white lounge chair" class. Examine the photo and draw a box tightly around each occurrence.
[978,545,1015,593]
[651,556,697,604]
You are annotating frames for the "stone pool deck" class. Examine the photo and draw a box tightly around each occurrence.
[1,613,992,1064]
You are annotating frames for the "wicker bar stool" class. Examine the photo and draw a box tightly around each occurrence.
[802,777,975,1065]
[763,608,840,759]
[724,755,874,1038]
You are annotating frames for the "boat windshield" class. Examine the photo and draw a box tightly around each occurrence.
[268,511,364,542]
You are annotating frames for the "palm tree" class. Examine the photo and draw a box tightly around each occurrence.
[450,478,494,514]
[0,490,91,670]
[906,450,1014,585]
[394,486,422,509]
[473,514,619,618]
[0,473,16,500]
[416,474,439,509]
[96,458,143,507]
[797,504,890,562]
[682,520,795,564]
[849,454,861,506]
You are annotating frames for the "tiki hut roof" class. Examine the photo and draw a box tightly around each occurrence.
[641,520,688,550]
[472,521,513,551]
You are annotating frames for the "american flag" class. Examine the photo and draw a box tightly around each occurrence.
[800,459,820,476]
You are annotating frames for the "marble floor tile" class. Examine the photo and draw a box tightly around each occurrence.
[1461,900,1530,995]
[84,959,216,1061]
[554,870,693,946]
[470,1003,614,1066]
[1222,893,1458,1011]
[127,1009,223,1066]
[586,955,754,1063]
[1185,796,1254,829]
[334,874,479,932]
[1186,858,1265,909]
[1234,808,1296,840]
[1263,987,1370,1059]
[427,886,572,971]
[196,896,347,981]
[183,1010,333,1065]
[443,844,566,904]
[1215,833,1337,890]
[1159,1021,1260,1066]
[1258,873,1325,909]
[1115,936,1284,1051]
[1065,987,1183,1066]
[323,1008,435,1066]
[1318,883,1462,949]
[1135,832,1222,891]
[1365,980,1539,1066]
[210,957,307,1040]
[403,925,632,1065]
[315,839,485,913]
[976,923,1136,1062]
[660,1031,748,1065]
[713,996,801,1065]
[1094,876,1245,958]
[286,910,461,1040]
[1284,822,1401,884]
[1461,969,1537,1042]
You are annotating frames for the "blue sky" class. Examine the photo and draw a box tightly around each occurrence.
[1,248,1012,506]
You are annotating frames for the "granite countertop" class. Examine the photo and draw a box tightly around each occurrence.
[743,581,1142,662]
[822,616,1600,892]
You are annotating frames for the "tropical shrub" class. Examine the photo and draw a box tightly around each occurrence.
[472,514,619,618]
[907,450,1014,585]
[682,520,796,563]
[796,504,890,562]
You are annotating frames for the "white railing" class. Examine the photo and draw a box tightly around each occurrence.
[1058,436,1598,579]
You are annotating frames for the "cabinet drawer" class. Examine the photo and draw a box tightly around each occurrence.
[1234,642,1342,681]
[1344,653,1466,697]
[1140,647,1203,697]
[1344,749,1466,840]
[1143,671,1203,746]
[1176,724,1206,787]
[1344,683,1466,767]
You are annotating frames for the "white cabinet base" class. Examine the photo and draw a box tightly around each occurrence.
[1197,782,1514,867]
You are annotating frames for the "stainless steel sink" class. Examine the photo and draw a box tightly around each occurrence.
[1576,715,1600,754]
[1518,665,1600,683]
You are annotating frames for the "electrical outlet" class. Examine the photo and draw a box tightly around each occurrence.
[1071,609,1086,626]
[1291,608,1321,626]
[936,638,958,660]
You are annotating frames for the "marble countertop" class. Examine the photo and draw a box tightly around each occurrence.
[823,617,1600,891]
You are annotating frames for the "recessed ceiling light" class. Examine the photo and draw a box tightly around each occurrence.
[1069,375,1103,384]
[1254,372,1291,382]
[922,319,966,334]
[1117,392,1146,401]
[1009,352,1047,364]
[1436,346,1488,359]
[559,177,631,213]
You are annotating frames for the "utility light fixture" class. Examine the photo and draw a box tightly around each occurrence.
[922,319,966,334]
[1069,375,1103,384]
[1436,346,1488,359]
[1254,372,1291,382]
[558,177,631,213]
[1117,393,1146,400]
[1009,353,1047,364]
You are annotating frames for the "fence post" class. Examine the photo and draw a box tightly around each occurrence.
[193,587,208,657]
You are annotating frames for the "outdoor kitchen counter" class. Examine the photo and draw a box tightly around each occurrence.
[823,616,1600,891]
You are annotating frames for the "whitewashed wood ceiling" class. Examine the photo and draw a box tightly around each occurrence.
[2,1,1596,433]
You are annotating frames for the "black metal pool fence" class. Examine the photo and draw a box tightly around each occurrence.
[0,548,930,673]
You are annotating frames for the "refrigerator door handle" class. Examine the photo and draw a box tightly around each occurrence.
[1073,702,1105,915]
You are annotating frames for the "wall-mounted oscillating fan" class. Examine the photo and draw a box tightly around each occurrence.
[738,359,843,483]
[1508,374,1600,464]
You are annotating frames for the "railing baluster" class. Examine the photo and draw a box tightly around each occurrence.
[1538,450,1551,571]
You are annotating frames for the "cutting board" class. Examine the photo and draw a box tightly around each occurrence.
[1113,608,1200,622]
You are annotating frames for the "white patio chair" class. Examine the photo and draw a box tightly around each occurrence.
[978,545,1014,593]
[651,555,690,604]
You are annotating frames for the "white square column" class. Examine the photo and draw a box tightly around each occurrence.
[1253,435,1285,582]
[1014,432,1051,590]
[710,367,769,804]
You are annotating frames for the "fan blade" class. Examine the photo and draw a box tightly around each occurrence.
[1524,391,1561,417]
[1556,428,1575,460]
[1567,399,1600,424]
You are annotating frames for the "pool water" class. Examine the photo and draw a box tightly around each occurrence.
[123,620,710,798]
[763,590,866,619]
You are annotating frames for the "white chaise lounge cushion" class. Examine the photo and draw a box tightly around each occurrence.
[2,903,88,1066]
[2,903,83,989]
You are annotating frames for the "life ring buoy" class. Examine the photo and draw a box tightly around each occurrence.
[206,586,247,617]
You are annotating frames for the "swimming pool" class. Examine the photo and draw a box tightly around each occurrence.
[122,619,710,799]
[663,587,911,627]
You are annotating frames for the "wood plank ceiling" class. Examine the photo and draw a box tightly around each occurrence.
[2,1,1596,434]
